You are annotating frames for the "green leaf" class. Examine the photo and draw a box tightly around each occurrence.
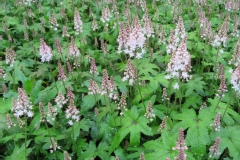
[0,113,8,138]
[24,79,33,95]
[0,98,12,114]
[5,142,32,160]
[171,108,213,156]
[144,130,195,160]
[31,80,42,100]
[211,125,240,160]
[155,74,169,88]
[81,94,96,113]
[185,77,206,96]
[109,106,153,154]
[208,98,240,125]
[79,140,109,160]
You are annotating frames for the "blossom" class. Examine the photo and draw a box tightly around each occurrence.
[210,112,221,131]
[88,79,100,95]
[166,37,192,81]
[144,102,155,122]
[5,47,16,67]
[12,88,34,118]
[212,20,228,47]
[39,38,52,62]
[65,99,80,125]
[68,36,80,58]
[49,137,61,153]
[173,128,188,160]
[118,92,127,116]
[100,5,111,23]
[173,83,179,90]
[123,16,146,59]
[209,137,221,158]
[55,92,67,108]
[230,65,240,93]
[74,7,83,35]
[122,59,137,85]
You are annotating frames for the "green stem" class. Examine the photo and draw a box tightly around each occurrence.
[25,115,27,160]
[62,80,67,92]
[44,119,58,160]
[104,95,117,127]
[48,62,59,93]
[136,59,146,110]
[223,91,234,119]
[214,93,223,112]
[178,81,182,108]
[137,83,146,110]
[174,91,177,110]
[72,124,75,152]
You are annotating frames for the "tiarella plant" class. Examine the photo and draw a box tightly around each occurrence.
[0,0,240,160]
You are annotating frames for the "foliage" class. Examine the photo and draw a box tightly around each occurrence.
[0,0,239,159]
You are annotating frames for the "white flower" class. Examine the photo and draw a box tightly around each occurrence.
[39,38,52,62]
[68,120,73,126]
[230,66,240,93]
[173,83,179,90]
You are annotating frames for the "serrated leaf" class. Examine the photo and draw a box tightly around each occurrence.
[208,98,240,125]
[211,125,240,160]
[109,106,153,154]
[31,80,42,101]
[144,130,195,160]
[171,108,213,156]
[0,98,12,114]
[155,74,169,88]
[81,94,96,113]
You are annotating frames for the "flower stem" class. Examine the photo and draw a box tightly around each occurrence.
[72,124,76,153]
[48,62,59,93]
[214,93,223,112]
[24,115,27,160]
[223,91,234,119]
[104,95,117,127]
[44,119,58,160]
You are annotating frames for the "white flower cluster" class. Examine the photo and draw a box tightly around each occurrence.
[5,47,16,67]
[122,59,137,85]
[12,88,34,118]
[74,8,83,35]
[100,5,111,23]
[117,16,146,59]
[230,65,240,93]
[124,27,146,59]
[166,38,192,81]
[55,92,67,108]
[166,30,178,54]
[212,35,227,47]
[65,99,80,125]
[49,138,61,153]
[212,21,228,47]
[39,38,52,62]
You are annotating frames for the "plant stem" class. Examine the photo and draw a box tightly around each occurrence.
[104,95,117,127]
[136,58,146,110]
[48,62,59,93]
[137,83,146,110]
[214,93,223,112]
[62,80,67,92]
[44,119,58,160]
[178,81,182,108]
[25,115,27,160]
[72,124,76,153]
[223,91,234,119]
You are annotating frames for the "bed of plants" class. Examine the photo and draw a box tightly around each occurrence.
[0,0,239,159]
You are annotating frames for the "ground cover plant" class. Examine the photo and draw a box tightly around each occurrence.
[0,0,240,159]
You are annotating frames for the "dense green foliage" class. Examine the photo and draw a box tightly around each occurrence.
[0,0,239,159]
